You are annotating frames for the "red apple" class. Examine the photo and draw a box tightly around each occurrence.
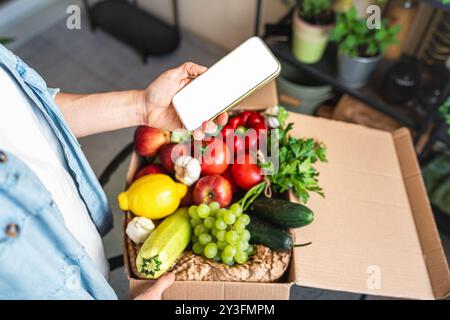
[134,126,170,157]
[158,142,190,174]
[193,175,232,208]
[133,164,166,181]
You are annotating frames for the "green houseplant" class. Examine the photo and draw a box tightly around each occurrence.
[0,37,13,45]
[330,6,400,88]
[292,0,335,64]
[439,96,450,135]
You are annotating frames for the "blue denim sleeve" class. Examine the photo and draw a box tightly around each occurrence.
[47,88,61,100]
[47,88,60,99]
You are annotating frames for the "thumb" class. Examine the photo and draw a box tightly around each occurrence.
[135,272,175,300]
[179,62,207,78]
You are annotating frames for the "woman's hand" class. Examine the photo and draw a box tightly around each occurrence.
[143,62,228,139]
[133,272,175,300]
[56,62,227,138]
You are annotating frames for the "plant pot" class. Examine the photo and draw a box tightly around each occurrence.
[337,50,382,88]
[277,59,333,115]
[291,11,333,64]
[334,0,353,13]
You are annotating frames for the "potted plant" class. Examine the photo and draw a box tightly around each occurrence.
[330,6,400,88]
[292,0,335,64]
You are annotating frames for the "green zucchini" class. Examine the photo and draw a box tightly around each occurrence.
[136,207,191,279]
[248,197,314,228]
[247,216,293,251]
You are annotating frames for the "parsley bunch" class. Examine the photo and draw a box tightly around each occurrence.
[261,107,327,203]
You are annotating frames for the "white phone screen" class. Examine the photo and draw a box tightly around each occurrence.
[172,37,280,131]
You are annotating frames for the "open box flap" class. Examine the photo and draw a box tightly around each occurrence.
[236,80,278,110]
[392,129,450,299]
[287,114,450,299]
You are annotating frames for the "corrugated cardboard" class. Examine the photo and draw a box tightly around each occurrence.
[123,81,450,300]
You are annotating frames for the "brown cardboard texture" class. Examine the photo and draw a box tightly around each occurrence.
[124,81,450,300]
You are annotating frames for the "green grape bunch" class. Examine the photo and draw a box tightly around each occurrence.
[188,202,254,266]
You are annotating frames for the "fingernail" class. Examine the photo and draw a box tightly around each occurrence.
[217,113,229,126]
[193,130,205,140]
[204,122,217,134]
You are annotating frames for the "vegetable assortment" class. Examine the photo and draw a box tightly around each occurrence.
[122,105,327,279]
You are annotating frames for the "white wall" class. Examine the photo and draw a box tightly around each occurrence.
[139,0,290,50]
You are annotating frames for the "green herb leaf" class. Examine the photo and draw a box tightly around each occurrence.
[330,5,400,57]
[263,109,327,203]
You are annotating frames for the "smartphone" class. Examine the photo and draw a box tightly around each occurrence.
[172,37,281,131]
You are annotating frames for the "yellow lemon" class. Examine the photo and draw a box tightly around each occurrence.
[118,174,187,219]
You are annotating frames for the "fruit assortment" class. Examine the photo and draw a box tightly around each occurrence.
[121,106,327,281]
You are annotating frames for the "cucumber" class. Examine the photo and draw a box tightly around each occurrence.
[248,197,314,228]
[247,216,294,251]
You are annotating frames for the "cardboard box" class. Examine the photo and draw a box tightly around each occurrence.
[123,81,450,300]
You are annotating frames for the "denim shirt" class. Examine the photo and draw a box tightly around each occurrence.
[0,45,117,299]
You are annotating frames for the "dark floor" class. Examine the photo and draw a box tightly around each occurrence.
[13,16,450,300]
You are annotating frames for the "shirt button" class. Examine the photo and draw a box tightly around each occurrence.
[5,224,20,238]
[0,151,7,163]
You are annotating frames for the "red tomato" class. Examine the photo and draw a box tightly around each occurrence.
[200,138,231,175]
[221,124,234,139]
[231,153,263,190]
[225,131,258,158]
[133,164,166,181]
[228,134,245,157]
[240,111,256,126]
[228,116,243,130]
[222,168,238,194]
[244,130,259,153]
[253,122,268,137]
[247,113,265,128]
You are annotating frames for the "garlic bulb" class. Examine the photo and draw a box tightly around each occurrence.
[174,156,201,186]
[267,116,280,128]
[126,217,155,244]
[265,105,279,116]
